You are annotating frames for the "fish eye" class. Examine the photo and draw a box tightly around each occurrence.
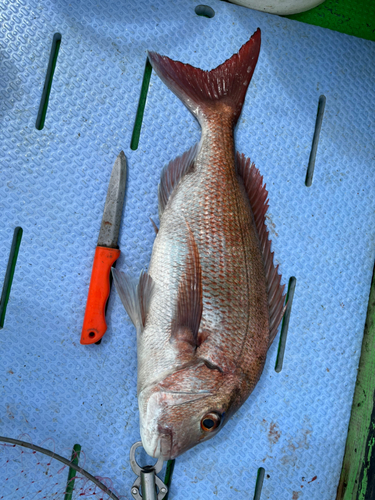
[201,412,221,432]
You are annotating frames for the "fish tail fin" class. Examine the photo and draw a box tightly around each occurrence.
[148,29,261,127]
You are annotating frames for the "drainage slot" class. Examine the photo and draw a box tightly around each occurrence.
[130,58,152,151]
[253,467,265,500]
[275,276,297,373]
[0,227,23,329]
[35,32,62,131]
[195,5,215,17]
[305,95,326,187]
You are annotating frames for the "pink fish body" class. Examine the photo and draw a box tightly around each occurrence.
[113,29,286,460]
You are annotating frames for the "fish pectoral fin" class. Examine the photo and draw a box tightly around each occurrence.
[170,326,197,356]
[236,152,286,345]
[158,143,198,219]
[171,224,202,347]
[112,268,154,332]
[171,326,196,346]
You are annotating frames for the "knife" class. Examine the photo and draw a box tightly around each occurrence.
[80,151,127,345]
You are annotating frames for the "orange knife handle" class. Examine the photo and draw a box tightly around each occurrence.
[80,246,121,345]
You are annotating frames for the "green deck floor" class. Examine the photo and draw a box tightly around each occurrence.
[286,0,375,41]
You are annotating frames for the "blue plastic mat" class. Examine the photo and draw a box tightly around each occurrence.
[1,0,375,498]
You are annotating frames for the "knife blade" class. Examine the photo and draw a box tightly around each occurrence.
[80,151,127,345]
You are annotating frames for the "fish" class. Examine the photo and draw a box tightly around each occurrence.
[113,28,286,460]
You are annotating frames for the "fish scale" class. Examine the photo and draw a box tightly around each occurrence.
[152,144,268,362]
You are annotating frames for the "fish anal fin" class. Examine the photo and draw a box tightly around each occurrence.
[171,224,202,347]
[158,143,198,218]
[112,268,154,332]
[236,152,286,345]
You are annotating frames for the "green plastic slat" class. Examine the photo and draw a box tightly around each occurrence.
[0,227,23,329]
[336,265,375,499]
[64,444,81,500]
[163,459,175,500]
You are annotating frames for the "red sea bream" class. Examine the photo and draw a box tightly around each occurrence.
[113,29,286,460]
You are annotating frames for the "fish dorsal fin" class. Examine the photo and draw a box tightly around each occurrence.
[158,143,198,219]
[236,153,286,345]
[170,224,203,348]
[112,268,154,333]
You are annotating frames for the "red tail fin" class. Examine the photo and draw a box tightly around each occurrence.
[148,29,261,126]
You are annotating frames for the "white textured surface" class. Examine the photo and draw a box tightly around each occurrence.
[229,0,324,16]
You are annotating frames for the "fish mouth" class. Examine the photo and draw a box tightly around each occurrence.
[155,430,173,460]
[140,427,173,460]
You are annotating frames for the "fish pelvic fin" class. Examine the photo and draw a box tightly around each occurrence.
[236,153,286,345]
[170,223,203,349]
[158,143,198,219]
[148,29,261,127]
[149,217,159,234]
[112,268,154,333]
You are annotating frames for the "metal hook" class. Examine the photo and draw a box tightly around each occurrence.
[129,442,168,500]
